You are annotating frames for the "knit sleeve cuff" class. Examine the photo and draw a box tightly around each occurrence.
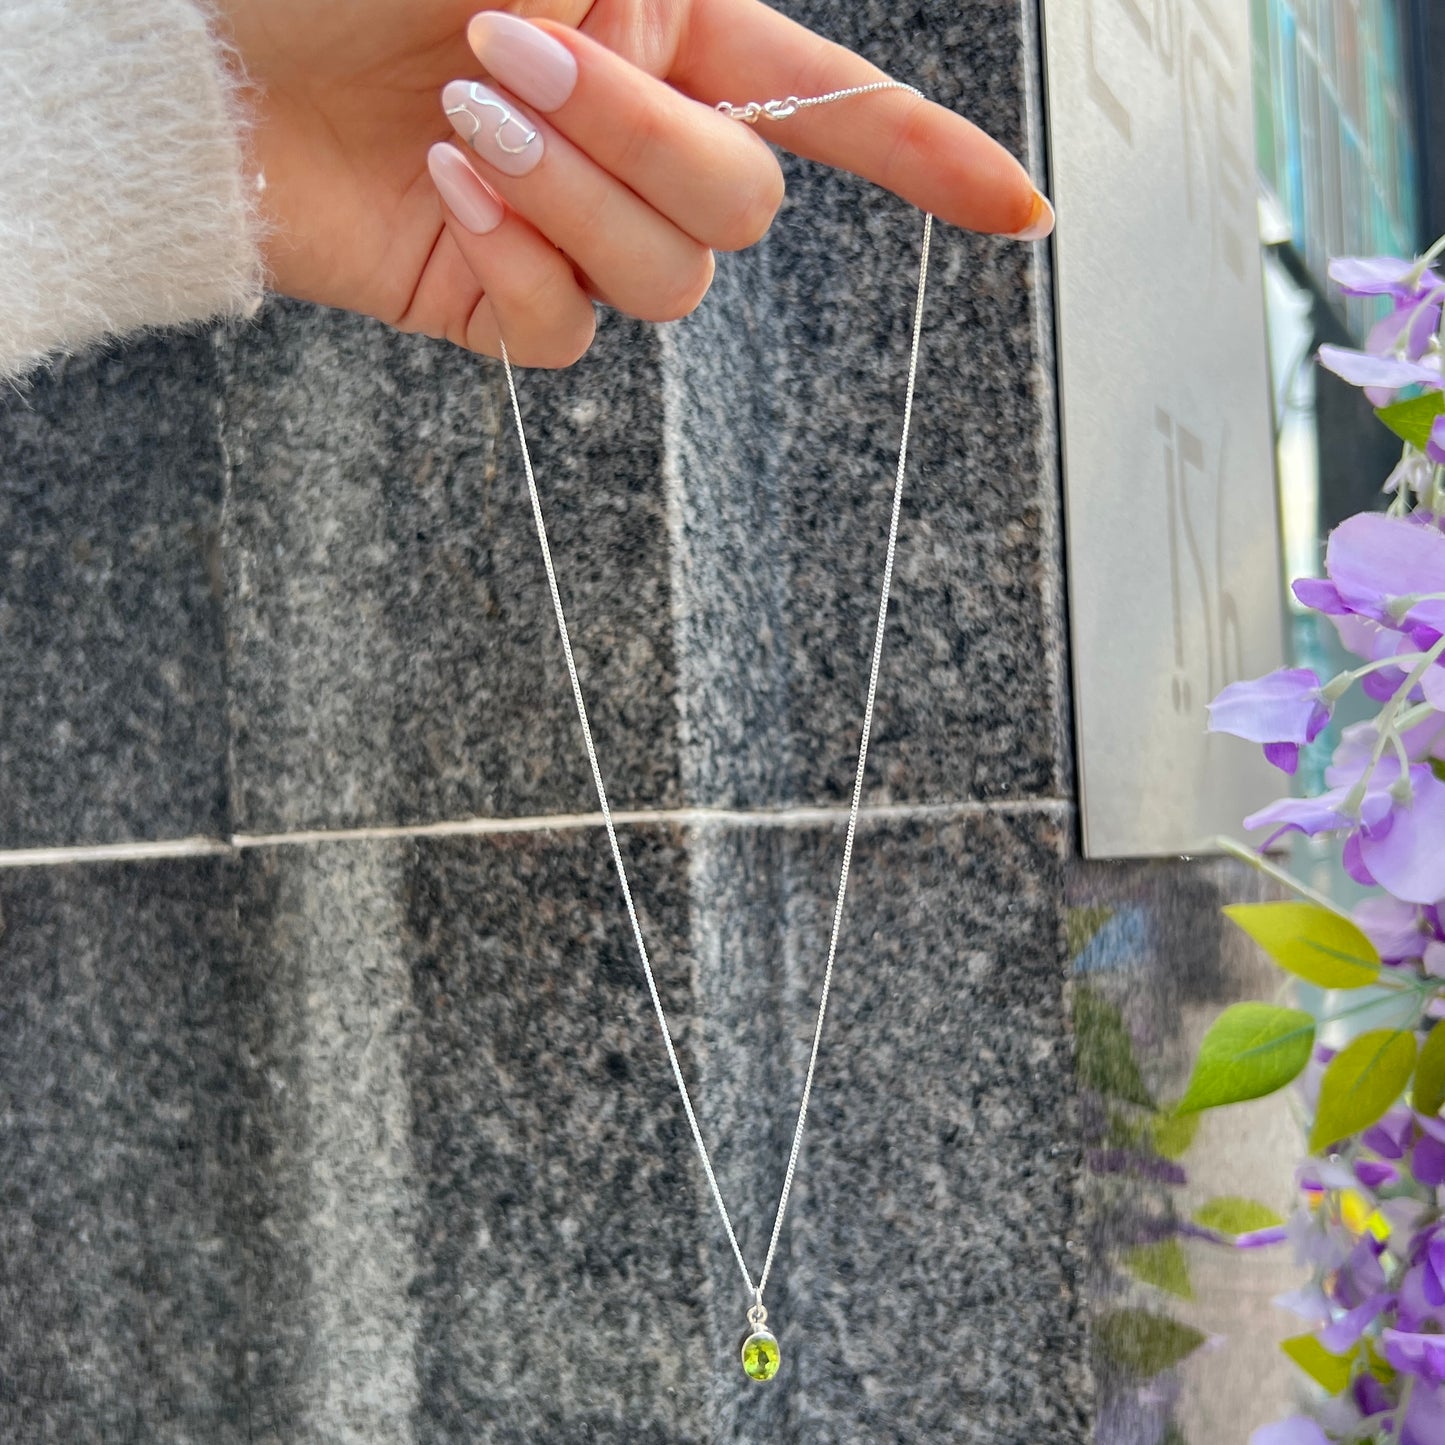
[0,0,272,380]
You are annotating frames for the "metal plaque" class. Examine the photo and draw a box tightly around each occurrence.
[1042,0,1287,858]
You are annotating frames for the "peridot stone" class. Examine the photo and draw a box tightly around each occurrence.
[741,1330,780,1381]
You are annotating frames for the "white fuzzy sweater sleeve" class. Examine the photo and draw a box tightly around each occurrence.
[0,0,269,380]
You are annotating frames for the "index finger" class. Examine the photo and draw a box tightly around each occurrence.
[672,0,1053,240]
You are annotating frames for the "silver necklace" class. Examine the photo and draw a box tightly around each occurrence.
[499,81,932,1382]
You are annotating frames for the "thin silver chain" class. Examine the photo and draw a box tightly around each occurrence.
[498,81,933,1315]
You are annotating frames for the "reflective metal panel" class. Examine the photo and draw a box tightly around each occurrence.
[1042,0,1287,857]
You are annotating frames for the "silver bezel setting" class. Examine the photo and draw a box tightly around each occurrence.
[740,1328,780,1381]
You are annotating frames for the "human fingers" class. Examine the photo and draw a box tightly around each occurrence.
[422,142,598,367]
[466,12,785,252]
[672,0,1053,241]
[440,78,715,324]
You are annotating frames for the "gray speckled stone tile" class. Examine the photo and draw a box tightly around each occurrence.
[0,336,230,847]
[634,0,1064,814]
[772,809,1087,1444]
[403,829,707,1443]
[402,810,1083,1444]
[0,849,427,1445]
[0,809,1082,1444]
[216,300,682,833]
[0,857,251,1444]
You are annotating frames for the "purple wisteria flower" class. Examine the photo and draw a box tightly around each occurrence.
[1319,511,1445,637]
[1206,248,1445,1445]
[1352,894,1436,962]
[1206,667,1331,773]
[1330,256,1443,296]
[1221,505,1445,902]
[1354,766,1445,903]
[1245,755,1445,904]
[1317,345,1442,397]
[1322,255,1445,406]
[1384,1328,1445,1382]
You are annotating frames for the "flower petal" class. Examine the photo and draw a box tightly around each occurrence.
[1323,1292,1394,1351]
[1207,668,1327,745]
[1327,512,1445,634]
[1356,1159,1400,1189]
[1318,343,1442,390]
[1368,294,1444,361]
[1354,895,1428,960]
[1385,1327,1445,1383]
[1416,1134,1445,1187]
[1329,255,1436,295]
[1358,768,1445,904]
[1404,1380,1445,1445]
[1244,779,1394,839]
[1293,576,1350,613]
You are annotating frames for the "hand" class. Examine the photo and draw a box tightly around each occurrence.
[217,0,1052,368]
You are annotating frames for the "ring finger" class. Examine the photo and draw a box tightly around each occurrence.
[420,142,599,368]
[441,77,715,324]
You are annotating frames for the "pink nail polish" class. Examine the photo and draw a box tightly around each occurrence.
[467,12,578,114]
[442,79,544,178]
[427,143,505,234]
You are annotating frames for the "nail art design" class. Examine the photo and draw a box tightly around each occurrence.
[446,81,537,156]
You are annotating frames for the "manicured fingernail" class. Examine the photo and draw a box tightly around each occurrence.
[467,12,578,114]
[1009,190,1055,242]
[427,143,505,234]
[442,79,543,177]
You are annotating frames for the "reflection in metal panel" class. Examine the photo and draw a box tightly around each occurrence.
[1042,0,1288,858]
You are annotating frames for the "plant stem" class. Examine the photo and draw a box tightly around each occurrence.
[1209,835,1343,912]
[1358,632,1445,792]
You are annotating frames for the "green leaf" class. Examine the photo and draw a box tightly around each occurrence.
[1192,1196,1285,1236]
[1067,904,1115,958]
[1149,1109,1201,1161]
[1432,757,1445,786]
[1123,1239,1195,1300]
[1376,391,1445,449]
[1095,1309,1207,1379]
[1309,1029,1418,1153]
[1223,902,1380,988]
[1074,985,1154,1108]
[1281,1333,1353,1395]
[1415,1021,1445,1119]
[1175,1003,1315,1114]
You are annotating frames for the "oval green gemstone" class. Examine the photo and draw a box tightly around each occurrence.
[741,1330,780,1381]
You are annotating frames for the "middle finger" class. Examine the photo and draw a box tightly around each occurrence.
[442,76,715,323]
[464,12,786,253]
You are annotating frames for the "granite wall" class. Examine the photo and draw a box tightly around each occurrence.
[0,1,1282,1441]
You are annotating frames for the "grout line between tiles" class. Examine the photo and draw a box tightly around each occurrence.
[0,837,236,868]
[0,797,1074,869]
